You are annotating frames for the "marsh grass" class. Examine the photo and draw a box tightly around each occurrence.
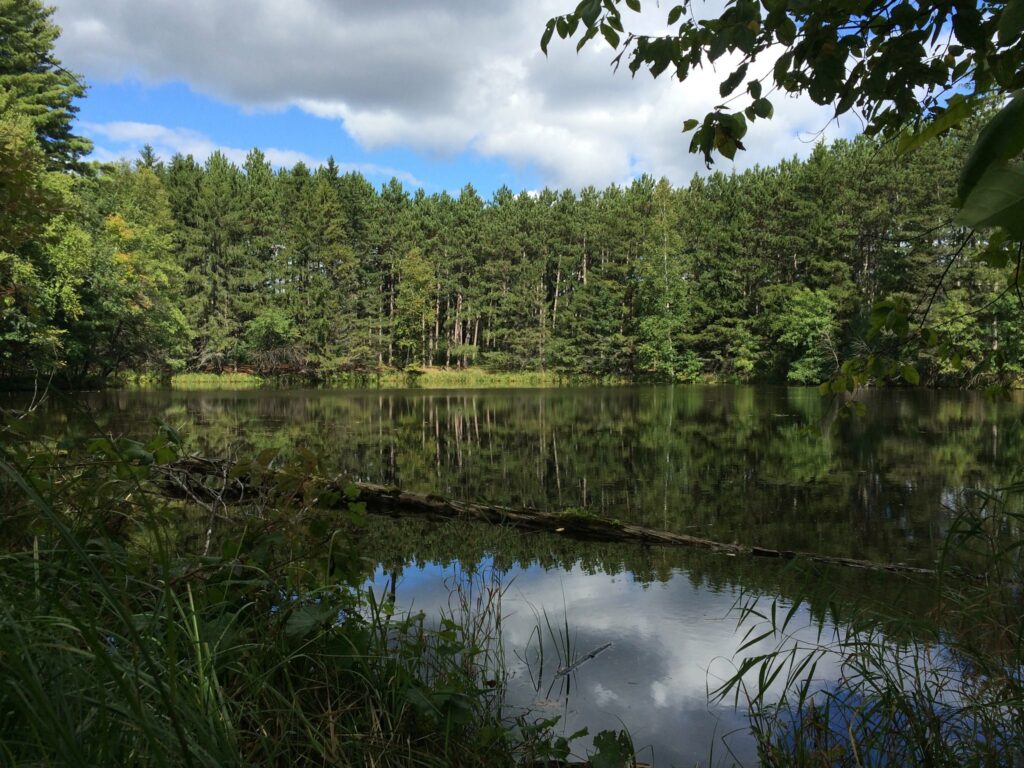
[0,413,595,767]
[170,372,265,388]
[713,485,1024,766]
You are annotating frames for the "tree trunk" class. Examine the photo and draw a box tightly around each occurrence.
[159,457,955,581]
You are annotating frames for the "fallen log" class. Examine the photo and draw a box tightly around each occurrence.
[158,456,946,579]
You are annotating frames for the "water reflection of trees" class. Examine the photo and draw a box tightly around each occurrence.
[60,385,1024,565]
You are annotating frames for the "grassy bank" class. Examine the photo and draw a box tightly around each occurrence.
[122,368,628,390]
[170,371,266,388]
[346,368,583,389]
[0,416,629,767]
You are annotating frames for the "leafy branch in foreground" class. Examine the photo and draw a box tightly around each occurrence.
[544,0,1019,166]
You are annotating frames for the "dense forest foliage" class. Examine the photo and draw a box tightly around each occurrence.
[1,0,1015,388]
[7,131,1016,387]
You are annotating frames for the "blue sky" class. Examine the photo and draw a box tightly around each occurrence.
[77,79,542,194]
[52,0,853,197]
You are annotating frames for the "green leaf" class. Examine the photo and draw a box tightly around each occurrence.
[896,95,973,156]
[667,5,683,25]
[590,729,633,768]
[601,23,620,48]
[255,447,280,468]
[720,64,749,97]
[901,364,920,386]
[157,420,182,446]
[717,134,738,160]
[777,17,797,45]
[122,445,154,465]
[625,0,641,12]
[581,0,601,27]
[958,93,1024,203]
[975,232,1011,267]
[999,0,1024,46]
[956,164,1024,237]
[284,604,336,639]
[682,118,699,131]
[729,111,748,139]
[747,80,762,99]
[541,21,555,54]
[752,97,774,118]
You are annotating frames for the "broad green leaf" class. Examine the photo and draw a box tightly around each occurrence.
[682,118,699,131]
[284,604,335,639]
[777,17,797,45]
[540,22,555,53]
[601,23,620,48]
[122,445,154,464]
[667,4,683,25]
[896,95,973,156]
[901,364,920,385]
[958,93,1024,202]
[590,730,633,768]
[720,66,748,97]
[956,164,1024,237]
[999,0,1024,46]
[747,80,762,99]
[625,0,641,12]
[753,97,773,118]
[975,232,1011,267]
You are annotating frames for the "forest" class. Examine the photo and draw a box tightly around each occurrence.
[3,101,1009,387]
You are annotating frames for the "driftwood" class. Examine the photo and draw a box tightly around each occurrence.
[159,456,945,579]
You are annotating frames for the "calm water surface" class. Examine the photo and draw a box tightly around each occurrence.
[16,384,1024,766]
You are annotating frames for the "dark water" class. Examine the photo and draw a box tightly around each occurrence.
[13,384,1024,765]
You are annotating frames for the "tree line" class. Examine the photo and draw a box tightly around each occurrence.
[8,129,1017,386]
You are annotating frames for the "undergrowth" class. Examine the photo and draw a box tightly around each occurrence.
[0,409,628,767]
[714,485,1024,766]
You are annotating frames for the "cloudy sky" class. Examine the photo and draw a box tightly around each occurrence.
[52,0,855,195]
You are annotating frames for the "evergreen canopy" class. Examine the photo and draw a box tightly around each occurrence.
[0,0,91,171]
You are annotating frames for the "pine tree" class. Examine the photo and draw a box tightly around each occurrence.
[0,0,91,170]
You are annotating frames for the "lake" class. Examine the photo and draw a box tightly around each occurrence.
[17,384,1024,765]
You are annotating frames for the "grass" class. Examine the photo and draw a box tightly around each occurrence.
[0,414,625,767]
[325,367,627,389]
[122,367,630,390]
[711,486,1024,767]
[170,372,265,388]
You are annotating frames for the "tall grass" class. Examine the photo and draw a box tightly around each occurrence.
[0,414,592,767]
[713,485,1024,766]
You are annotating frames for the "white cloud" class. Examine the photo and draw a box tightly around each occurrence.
[53,0,856,189]
[83,120,423,185]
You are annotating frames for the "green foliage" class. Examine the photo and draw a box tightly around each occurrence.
[544,0,1017,168]
[764,286,838,384]
[0,0,91,170]
[543,0,1024,387]
[0,413,601,767]
[0,2,1002,390]
[714,485,1024,766]
[394,248,435,367]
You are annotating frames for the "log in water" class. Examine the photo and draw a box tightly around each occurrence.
[160,456,947,579]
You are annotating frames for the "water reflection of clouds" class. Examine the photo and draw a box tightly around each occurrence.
[373,560,846,768]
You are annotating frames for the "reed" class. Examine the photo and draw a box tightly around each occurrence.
[0,414,593,767]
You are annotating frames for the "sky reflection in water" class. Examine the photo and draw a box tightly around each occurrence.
[373,558,849,768]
